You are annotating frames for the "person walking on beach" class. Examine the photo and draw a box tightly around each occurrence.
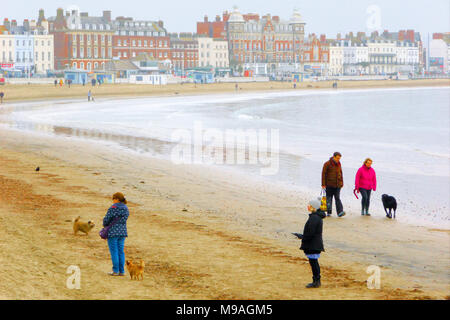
[88,90,92,102]
[0,91,4,104]
[54,79,57,87]
[296,199,326,288]
[355,158,377,216]
[103,192,129,276]
[322,152,346,217]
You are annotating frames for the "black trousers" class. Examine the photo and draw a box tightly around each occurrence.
[326,187,343,215]
[360,188,372,212]
[308,259,321,280]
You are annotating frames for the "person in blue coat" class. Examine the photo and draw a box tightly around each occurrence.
[103,192,129,276]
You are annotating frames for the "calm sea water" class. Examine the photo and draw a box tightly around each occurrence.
[2,87,449,228]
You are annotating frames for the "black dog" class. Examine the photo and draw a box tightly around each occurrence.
[382,194,397,219]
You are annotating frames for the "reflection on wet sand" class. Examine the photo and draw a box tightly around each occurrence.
[4,119,175,157]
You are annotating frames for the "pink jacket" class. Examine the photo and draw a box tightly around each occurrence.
[355,165,377,191]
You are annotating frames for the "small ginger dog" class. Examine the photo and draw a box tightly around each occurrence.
[73,216,95,236]
[126,259,145,280]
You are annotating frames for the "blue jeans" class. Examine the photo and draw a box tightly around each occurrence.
[360,188,372,212]
[107,237,125,274]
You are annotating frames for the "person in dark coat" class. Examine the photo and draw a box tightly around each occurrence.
[298,199,326,288]
[103,192,129,276]
[322,152,346,217]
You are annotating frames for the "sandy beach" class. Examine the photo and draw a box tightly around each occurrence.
[0,79,449,300]
[0,79,448,103]
[0,123,449,299]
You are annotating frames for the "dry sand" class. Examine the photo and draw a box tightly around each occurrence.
[0,79,448,103]
[0,125,449,300]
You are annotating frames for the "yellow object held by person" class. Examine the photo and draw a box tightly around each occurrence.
[320,190,327,211]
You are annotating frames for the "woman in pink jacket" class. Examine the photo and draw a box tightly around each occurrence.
[355,158,377,216]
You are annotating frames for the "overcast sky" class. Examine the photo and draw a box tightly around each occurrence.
[2,0,449,40]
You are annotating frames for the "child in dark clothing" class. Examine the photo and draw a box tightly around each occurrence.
[294,199,326,288]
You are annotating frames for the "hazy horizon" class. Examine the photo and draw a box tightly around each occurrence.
[2,0,449,41]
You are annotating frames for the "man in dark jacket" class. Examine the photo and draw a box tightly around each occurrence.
[297,199,326,288]
[322,152,346,217]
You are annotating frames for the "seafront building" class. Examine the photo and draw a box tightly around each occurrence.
[170,33,199,72]
[0,6,438,78]
[328,30,422,76]
[197,36,229,69]
[429,33,450,74]
[48,8,114,71]
[226,7,306,73]
[112,16,170,61]
[0,14,54,75]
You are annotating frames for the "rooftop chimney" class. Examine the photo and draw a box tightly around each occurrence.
[23,19,30,31]
[80,12,89,17]
[103,11,111,22]
[3,18,10,30]
[204,15,208,22]
[158,20,164,28]
[215,15,220,22]
[38,9,45,25]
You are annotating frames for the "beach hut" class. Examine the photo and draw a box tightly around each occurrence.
[64,69,89,84]
[187,69,214,84]
[129,74,168,85]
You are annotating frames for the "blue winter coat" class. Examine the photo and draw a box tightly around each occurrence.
[103,202,129,238]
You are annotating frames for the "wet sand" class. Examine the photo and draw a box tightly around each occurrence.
[0,127,448,300]
[0,79,448,103]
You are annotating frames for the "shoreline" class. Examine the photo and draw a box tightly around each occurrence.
[2,86,449,231]
[0,127,449,299]
[0,79,448,104]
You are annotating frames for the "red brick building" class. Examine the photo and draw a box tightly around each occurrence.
[112,17,170,61]
[197,15,227,40]
[226,7,306,66]
[170,33,198,70]
[302,34,330,64]
[48,8,114,70]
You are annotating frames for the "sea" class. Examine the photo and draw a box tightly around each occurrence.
[1,86,449,228]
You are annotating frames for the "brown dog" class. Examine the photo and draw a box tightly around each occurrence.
[73,216,95,235]
[126,259,145,280]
